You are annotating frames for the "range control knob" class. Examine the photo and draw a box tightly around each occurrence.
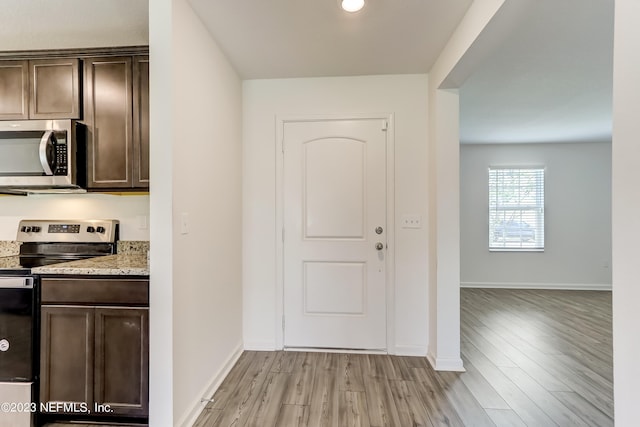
[31,226,41,233]
[20,226,28,233]
[24,226,32,233]
[86,226,96,233]
[96,226,106,234]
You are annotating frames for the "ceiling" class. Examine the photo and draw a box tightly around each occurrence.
[458,0,614,144]
[0,0,148,50]
[1,1,613,145]
[189,0,613,145]
[188,0,474,79]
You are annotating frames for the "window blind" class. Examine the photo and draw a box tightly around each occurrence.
[489,167,544,251]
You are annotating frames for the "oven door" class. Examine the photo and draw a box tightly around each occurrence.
[0,120,73,187]
[0,277,35,427]
[0,277,35,381]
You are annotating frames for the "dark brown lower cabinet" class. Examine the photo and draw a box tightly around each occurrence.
[39,278,149,420]
[94,308,149,416]
[40,307,94,407]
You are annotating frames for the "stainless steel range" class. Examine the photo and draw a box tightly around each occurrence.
[0,219,119,427]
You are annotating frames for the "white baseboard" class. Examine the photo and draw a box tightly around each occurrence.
[427,351,465,372]
[243,340,278,351]
[395,345,427,357]
[178,342,243,427]
[461,281,612,291]
[284,347,387,355]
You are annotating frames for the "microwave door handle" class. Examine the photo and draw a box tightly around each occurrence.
[39,130,55,176]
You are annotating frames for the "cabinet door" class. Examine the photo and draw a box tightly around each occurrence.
[94,308,149,417]
[84,57,133,188]
[40,306,94,412]
[133,56,149,188]
[29,58,80,119]
[0,60,29,119]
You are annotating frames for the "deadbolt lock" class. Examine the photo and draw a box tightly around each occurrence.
[375,226,383,234]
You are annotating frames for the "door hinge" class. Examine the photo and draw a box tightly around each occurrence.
[382,120,388,131]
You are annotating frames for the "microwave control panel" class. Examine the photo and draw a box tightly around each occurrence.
[53,140,68,176]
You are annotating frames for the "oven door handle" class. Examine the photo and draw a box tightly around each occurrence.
[0,277,34,289]
[39,130,55,176]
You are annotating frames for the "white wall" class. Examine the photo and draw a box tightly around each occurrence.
[0,194,149,241]
[149,0,243,425]
[243,75,429,355]
[460,142,612,289]
[612,0,640,424]
[171,1,243,424]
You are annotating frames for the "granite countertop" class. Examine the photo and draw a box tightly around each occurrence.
[0,255,22,269]
[32,254,149,276]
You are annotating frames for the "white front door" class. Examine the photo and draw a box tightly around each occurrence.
[283,118,388,350]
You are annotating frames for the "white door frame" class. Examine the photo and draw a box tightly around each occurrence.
[275,113,396,353]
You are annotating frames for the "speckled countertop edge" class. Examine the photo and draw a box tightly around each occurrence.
[0,241,20,257]
[0,255,22,269]
[117,241,150,255]
[32,254,149,276]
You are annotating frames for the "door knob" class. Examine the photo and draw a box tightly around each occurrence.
[375,242,384,251]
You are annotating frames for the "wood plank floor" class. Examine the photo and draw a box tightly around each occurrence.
[194,288,613,426]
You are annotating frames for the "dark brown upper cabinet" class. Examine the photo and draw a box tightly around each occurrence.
[0,60,29,119]
[133,56,150,188]
[84,55,149,190]
[30,58,81,119]
[0,58,80,120]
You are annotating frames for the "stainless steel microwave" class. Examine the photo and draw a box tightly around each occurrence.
[0,120,85,193]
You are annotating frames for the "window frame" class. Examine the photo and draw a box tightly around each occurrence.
[488,166,545,252]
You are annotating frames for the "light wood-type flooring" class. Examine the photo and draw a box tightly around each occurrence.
[194,288,613,426]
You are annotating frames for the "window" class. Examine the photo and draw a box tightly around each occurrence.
[489,167,544,251]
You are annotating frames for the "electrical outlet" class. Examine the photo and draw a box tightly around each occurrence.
[401,214,422,229]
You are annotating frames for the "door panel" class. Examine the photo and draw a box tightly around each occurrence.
[304,261,366,315]
[304,138,365,239]
[30,58,81,119]
[284,119,387,350]
[94,308,149,417]
[84,57,133,187]
[40,306,94,411]
[0,60,28,119]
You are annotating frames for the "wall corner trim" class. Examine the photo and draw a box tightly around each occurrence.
[177,342,243,427]
[395,345,428,357]
[427,352,466,372]
[243,341,278,351]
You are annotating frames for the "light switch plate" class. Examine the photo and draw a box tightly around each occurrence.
[137,215,148,230]
[180,212,189,235]
[401,214,422,229]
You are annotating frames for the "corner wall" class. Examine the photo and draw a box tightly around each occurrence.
[612,0,640,423]
[460,142,612,289]
[149,0,243,425]
[171,1,243,424]
[426,0,506,371]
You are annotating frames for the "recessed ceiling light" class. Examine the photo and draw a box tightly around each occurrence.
[341,0,365,13]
